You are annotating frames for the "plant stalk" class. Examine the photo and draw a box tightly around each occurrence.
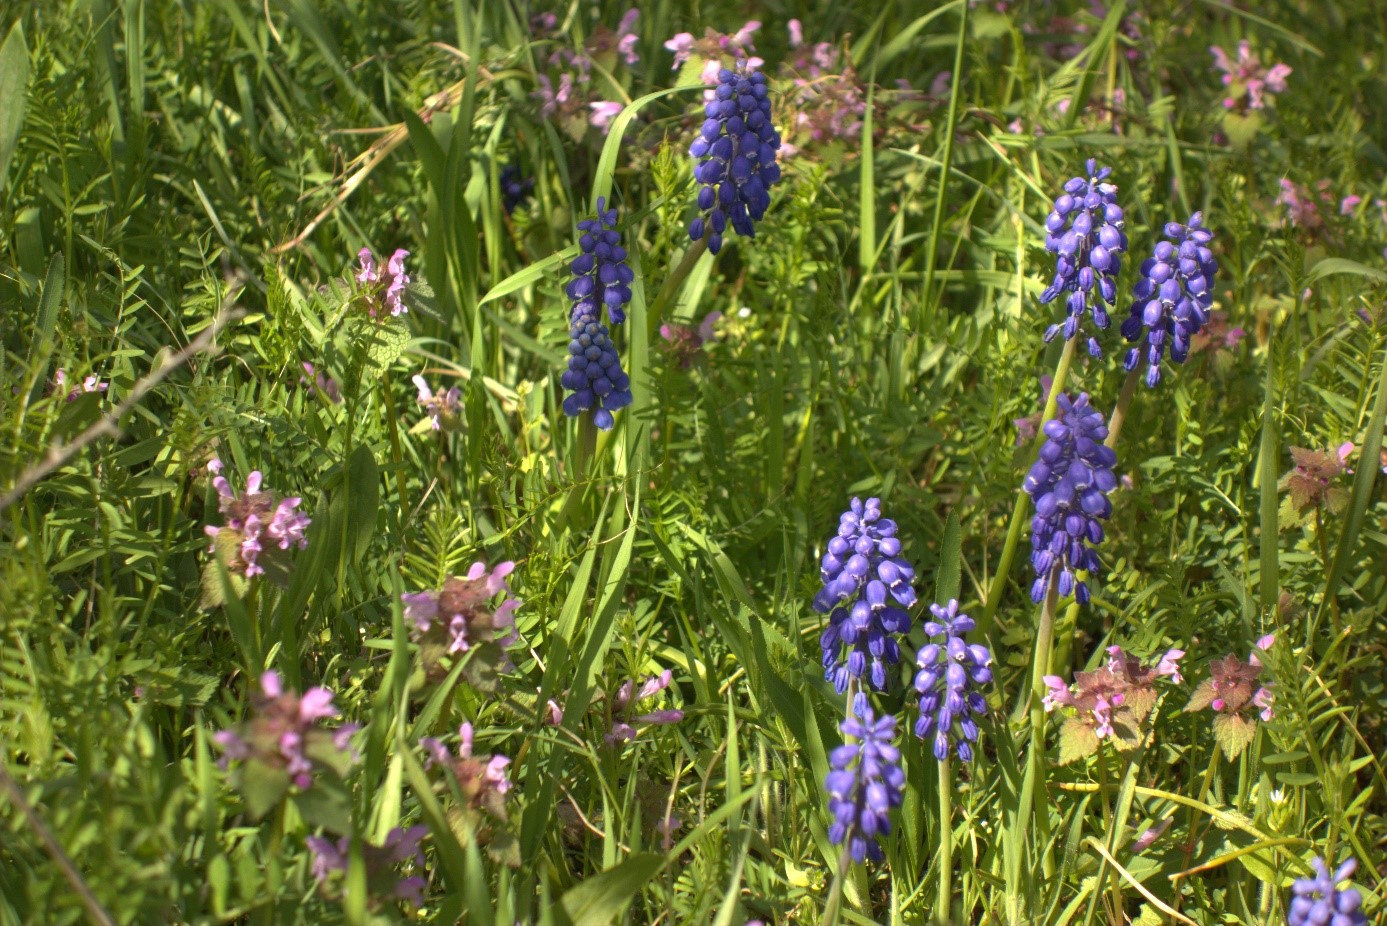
[978,336,1078,639]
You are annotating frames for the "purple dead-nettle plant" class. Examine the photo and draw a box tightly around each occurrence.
[1287,857,1368,926]
[1022,392,1118,605]
[1042,645,1183,763]
[1209,41,1292,113]
[912,600,993,763]
[307,825,428,908]
[815,497,917,714]
[561,197,634,430]
[825,707,905,864]
[356,247,410,318]
[203,458,311,580]
[401,562,519,680]
[607,669,684,744]
[214,671,358,800]
[412,375,462,431]
[1185,634,1275,759]
[1121,213,1219,387]
[420,722,515,853]
[659,311,722,368]
[687,64,782,255]
[1039,159,1127,357]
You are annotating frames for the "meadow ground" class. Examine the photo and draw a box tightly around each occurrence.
[1,1,1386,924]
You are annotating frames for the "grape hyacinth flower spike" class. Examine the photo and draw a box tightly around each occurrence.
[1022,393,1118,604]
[913,600,993,763]
[814,497,917,714]
[687,64,782,255]
[1039,159,1127,357]
[561,198,633,430]
[824,707,905,864]
[1121,213,1219,386]
[1287,857,1367,926]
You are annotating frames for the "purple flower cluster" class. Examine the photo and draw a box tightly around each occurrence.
[1022,393,1118,605]
[52,369,108,401]
[1039,159,1127,357]
[356,247,410,318]
[204,459,311,578]
[1287,857,1367,926]
[1121,213,1219,387]
[401,561,520,656]
[1210,41,1291,112]
[814,497,917,712]
[307,825,427,907]
[606,668,684,744]
[568,198,635,326]
[659,311,721,369]
[664,23,763,81]
[531,9,640,136]
[687,65,782,255]
[825,707,904,863]
[912,600,993,763]
[561,199,634,431]
[412,375,462,431]
[782,23,867,151]
[213,671,357,790]
[420,722,513,821]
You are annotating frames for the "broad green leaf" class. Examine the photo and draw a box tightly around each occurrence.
[558,853,665,926]
[0,23,28,192]
[1305,257,1387,286]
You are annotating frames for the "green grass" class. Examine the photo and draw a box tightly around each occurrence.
[1,1,1386,924]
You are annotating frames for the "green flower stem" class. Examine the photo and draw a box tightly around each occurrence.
[379,369,409,536]
[820,844,853,926]
[937,755,953,926]
[1016,568,1061,880]
[646,237,708,341]
[557,414,599,533]
[978,336,1079,640]
[1104,367,1141,451]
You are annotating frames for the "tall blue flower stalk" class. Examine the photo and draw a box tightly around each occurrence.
[824,707,904,864]
[814,497,917,713]
[1022,392,1118,604]
[1039,159,1127,358]
[913,600,993,762]
[687,65,782,255]
[561,198,634,430]
[1120,213,1219,387]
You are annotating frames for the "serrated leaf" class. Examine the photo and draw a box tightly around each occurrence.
[1058,718,1099,765]
[201,530,249,608]
[355,315,410,374]
[1184,680,1216,713]
[1213,713,1257,759]
[239,760,291,819]
[291,775,353,834]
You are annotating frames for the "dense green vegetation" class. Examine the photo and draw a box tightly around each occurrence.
[1,1,1385,924]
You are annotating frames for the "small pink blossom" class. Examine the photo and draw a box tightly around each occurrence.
[412,375,462,431]
[588,101,624,133]
[1210,41,1291,111]
[1340,195,1362,215]
[1133,817,1172,852]
[52,369,109,401]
